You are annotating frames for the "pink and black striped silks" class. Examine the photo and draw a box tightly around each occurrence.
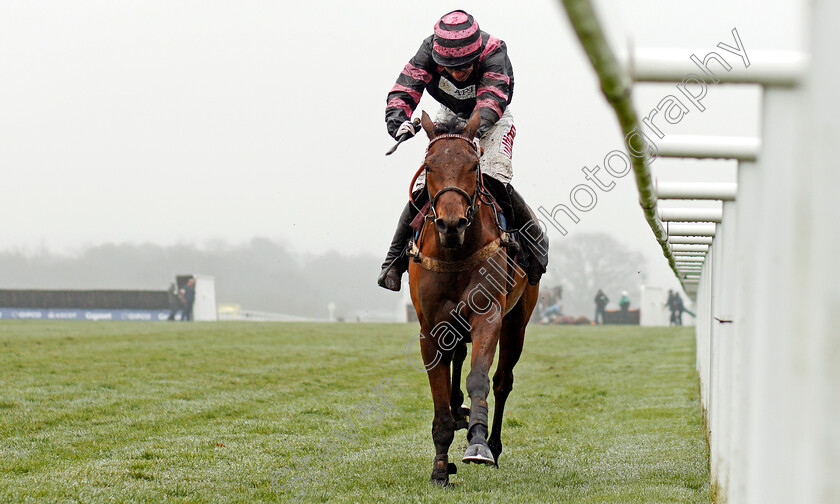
[385,31,515,140]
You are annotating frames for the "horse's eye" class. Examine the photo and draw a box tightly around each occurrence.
[471,162,479,172]
[424,164,430,172]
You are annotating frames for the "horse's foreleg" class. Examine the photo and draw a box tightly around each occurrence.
[462,320,500,465]
[422,340,456,486]
[489,284,538,465]
[450,342,469,430]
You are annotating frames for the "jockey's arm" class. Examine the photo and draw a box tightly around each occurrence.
[474,39,513,138]
[385,38,434,139]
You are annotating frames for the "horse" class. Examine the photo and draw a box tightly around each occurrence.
[407,109,540,486]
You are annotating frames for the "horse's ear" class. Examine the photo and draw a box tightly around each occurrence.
[420,110,436,139]
[463,109,481,139]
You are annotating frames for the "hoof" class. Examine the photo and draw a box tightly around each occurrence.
[462,443,495,465]
[454,420,468,430]
[488,438,503,466]
[431,456,456,486]
[430,473,449,486]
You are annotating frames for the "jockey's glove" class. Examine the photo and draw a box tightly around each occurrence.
[395,120,417,139]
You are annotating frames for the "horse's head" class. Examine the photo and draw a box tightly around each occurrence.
[420,109,482,249]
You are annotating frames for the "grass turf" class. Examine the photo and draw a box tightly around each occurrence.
[0,321,709,503]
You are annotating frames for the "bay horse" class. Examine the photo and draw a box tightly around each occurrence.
[408,109,540,486]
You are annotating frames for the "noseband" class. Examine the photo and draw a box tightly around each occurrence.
[424,134,483,224]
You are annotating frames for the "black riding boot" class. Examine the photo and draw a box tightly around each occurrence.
[481,178,549,285]
[377,199,420,291]
[506,184,549,285]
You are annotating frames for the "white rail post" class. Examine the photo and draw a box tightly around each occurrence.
[665,223,717,237]
[729,157,761,504]
[631,49,808,86]
[669,236,714,245]
[655,135,761,161]
[710,200,737,497]
[792,1,840,499]
[671,243,711,251]
[659,208,724,223]
[656,182,738,201]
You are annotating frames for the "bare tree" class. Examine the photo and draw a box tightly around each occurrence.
[543,233,646,318]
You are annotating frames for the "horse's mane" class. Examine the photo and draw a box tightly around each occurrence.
[434,115,468,135]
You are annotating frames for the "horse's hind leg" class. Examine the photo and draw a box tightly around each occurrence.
[488,284,538,466]
[450,342,469,430]
[487,319,525,466]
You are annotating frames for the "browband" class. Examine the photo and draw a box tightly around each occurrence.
[426,134,481,155]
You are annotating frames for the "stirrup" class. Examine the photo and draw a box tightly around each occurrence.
[408,239,421,263]
[499,231,520,255]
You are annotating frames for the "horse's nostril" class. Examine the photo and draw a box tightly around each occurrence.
[456,218,469,231]
[435,218,448,233]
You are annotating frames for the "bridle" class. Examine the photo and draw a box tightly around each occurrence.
[405,131,517,270]
[410,133,490,226]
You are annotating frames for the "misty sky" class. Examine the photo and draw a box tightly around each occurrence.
[1,0,803,292]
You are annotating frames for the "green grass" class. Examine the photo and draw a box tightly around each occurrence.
[0,321,709,503]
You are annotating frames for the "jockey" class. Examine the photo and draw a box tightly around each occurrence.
[378,9,548,291]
